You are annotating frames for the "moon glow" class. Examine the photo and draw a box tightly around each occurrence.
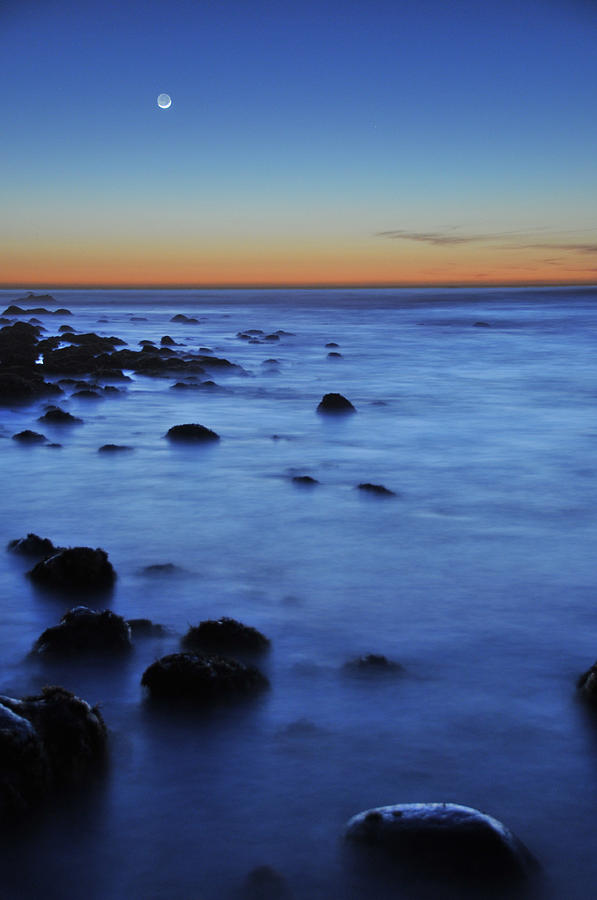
[157,93,172,109]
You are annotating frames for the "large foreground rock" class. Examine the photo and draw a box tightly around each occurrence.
[345,802,535,881]
[141,652,267,701]
[0,686,107,818]
[33,607,132,656]
[28,546,116,591]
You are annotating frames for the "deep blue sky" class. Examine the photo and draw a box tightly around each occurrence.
[1,0,596,284]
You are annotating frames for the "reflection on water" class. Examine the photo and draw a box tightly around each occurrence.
[1,286,596,898]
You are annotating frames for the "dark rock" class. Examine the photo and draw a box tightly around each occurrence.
[237,332,252,340]
[130,316,147,322]
[139,339,155,346]
[12,430,47,444]
[243,865,292,900]
[345,803,535,881]
[58,324,75,333]
[357,483,396,496]
[264,334,280,341]
[325,342,339,348]
[292,475,319,485]
[14,293,57,304]
[245,329,264,335]
[32,606,132,656]
[262,359,279,365]
[182,617,270,654]
[72,389,101,399]
[0,321,40,367]
[170,314,199,323]
[28,546,116,591]
[166,423,220,442]
[327,352,343,358]
[140,563,179,575]
[7,533,58,557]
[38,407,83,424]
[170,381,201,390]
[54,308,72,316]
[474,321,491,327]
[98,444,133,453]
[46,442,62,448]
[344,653,403,673]
[103,385,122,394]
[274,330,293,336]
[317,393,356,414]
[577,662,597,702]
[160,335,176,345]
[2,305,26,315]
[0,373,61,403]
[61,332,126,351]
[0,686,106,818]
[141,652,268,701]
[199,347,212,353]
[127,618,166,638]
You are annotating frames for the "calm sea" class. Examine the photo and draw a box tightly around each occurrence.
[1,286,597,899]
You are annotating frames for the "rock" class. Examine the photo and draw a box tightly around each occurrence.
[344,803,535,881]
[292,475,319,485]
[130,316,147,322]
[325,342,339,347]
[72,389,102,399]
[243,865,292,900]
[7,533,58,557]
[127,618,166,638]
[0,321,40,367]
[139,339,155,346]
[274,330,293,336]
[12,430,48,444]
[54,308,72,316]
[28,546,116,591]
[98,444,133,453]
[343,653,403,673]
[166,423,220,442]
[58,324,75,333]
[474,321,491,327]
[170,381,201,390]
[160,335,176,345]
[577,662,597,702]
[317,393,356,413]
[0,686,107,818]
[327,352,343,358]
[264,334,280,341]
[140,563,180,575]
[141,652,268,701]
[38,407,83,424]
[182,617,270,654]
[170,314,199,323]
[245,329,264,335]
[32,606,132,656]
[357,483,396,496]
[0,373,61,402]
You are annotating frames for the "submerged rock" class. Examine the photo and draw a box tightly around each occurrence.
[0,686,107,818]
[243,865,292,900]
[33,606,132,656]
[327,351,343,358]
[345,802,535,881]
[12,430,47,444]
[98,444,133,453]
[182,617,270,654]
[292,475,319,486]
[7,533,58,557]
[343,653,403,674]
[28,546,116,591]
[317,393,356,414]
[357,483,396,496]
[141,652,268,701]
[140,562,180,575]
[166,423,220,442]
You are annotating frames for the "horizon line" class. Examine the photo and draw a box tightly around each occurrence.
[1,280,597,291]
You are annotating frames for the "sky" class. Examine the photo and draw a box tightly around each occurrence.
[1,0,596,287]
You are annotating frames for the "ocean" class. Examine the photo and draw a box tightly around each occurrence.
[1,285,597,899]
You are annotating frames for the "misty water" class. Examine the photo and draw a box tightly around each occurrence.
[1,286,597,899]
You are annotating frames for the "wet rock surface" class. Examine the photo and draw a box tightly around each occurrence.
[166,423,220,442]
[345,802,535,881]
[181,617,270,654]
[7,533,59,557]
[28,546,116,591]
[0,686,107,818]
[291,475,319,485]
[577,662,597,702]
[12,430,48,444]
[317,392,356,413]
[98,444,133,453]
[357,483,396,496]
[38,407,83,425]
[33,606,132,656]
[141,652,268,701]
[127,618,166,638]
[343,653,403,674]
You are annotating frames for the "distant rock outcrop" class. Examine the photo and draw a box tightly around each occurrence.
[357,483,396,496]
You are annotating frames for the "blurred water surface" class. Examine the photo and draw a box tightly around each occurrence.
[1,286,596,899]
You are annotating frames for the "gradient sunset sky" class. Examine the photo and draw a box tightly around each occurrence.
[1,0,596,287]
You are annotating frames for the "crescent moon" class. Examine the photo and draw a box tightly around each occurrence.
[157,93,172,109]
